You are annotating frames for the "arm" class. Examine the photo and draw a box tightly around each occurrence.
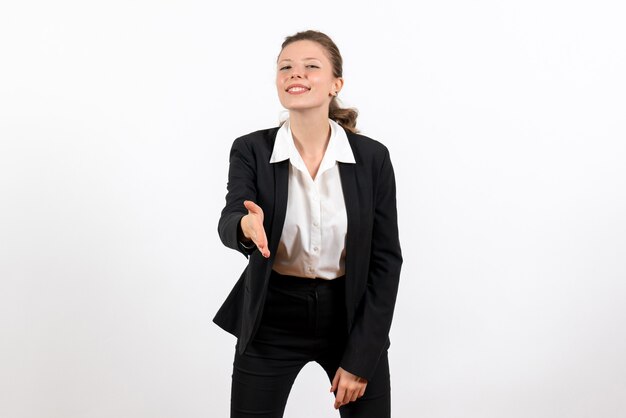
[340,147,403,380]
[217,137,259,258]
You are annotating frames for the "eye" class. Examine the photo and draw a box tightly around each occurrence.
[279,65,292,71]
[306,64,320,69]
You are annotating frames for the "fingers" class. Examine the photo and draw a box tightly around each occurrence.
[334,386,347,410]
[358,384,367,399]
[256,238,270,258]
[350,390,359,403]
[331,368,368,410]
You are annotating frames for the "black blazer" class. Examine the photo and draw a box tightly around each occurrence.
[214,126,403,380]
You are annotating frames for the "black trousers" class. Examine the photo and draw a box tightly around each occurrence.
[230,270,391,418]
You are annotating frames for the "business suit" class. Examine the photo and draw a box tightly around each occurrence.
[214,125,402,382]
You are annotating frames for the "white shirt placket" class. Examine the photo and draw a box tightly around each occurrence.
[309,184,321,277]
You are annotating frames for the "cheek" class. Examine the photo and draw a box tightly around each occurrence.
[311,74,332,88]
[276,78,286,93]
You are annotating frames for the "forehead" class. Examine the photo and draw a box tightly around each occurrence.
[278,40,330,62]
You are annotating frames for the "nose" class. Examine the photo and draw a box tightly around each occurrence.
[290,69,302,79]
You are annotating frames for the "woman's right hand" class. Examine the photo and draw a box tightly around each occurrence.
[240,200,270,258]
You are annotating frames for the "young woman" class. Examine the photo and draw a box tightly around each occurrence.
[214,30,403,418]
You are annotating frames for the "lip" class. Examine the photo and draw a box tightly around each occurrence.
[285,84,310,94]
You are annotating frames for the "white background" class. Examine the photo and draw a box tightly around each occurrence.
[1,1,625,417]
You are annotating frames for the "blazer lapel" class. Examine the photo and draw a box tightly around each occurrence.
[339,162,360,326]
[269,160,289,258]
[339,161,360,264]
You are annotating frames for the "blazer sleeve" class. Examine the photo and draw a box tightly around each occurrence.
[340,147,403,380]
[217,137,257,258]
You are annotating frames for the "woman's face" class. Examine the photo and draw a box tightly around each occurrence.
[276,40,343,113]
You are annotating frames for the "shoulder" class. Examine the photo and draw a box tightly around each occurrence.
[345,131,391,167]
[233,127,280,149]
[228,127,280,163]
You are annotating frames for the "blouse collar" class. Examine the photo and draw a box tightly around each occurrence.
[270,118,356,168]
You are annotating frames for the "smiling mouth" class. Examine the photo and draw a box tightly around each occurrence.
[286,86,310,94]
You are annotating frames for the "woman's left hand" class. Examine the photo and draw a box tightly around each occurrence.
[330,367,368,409]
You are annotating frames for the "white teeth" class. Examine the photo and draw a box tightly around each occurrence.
[288,87,308,93]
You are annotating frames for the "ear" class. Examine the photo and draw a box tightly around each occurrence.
[331,77,344,96]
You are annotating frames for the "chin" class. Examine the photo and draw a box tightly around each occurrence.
[282,102,326,113]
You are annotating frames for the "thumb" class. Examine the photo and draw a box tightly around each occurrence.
[243,200,262,214]
[330,370,340,393]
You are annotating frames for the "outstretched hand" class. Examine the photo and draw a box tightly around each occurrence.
[330,367,367,410]
[240,200,270,258]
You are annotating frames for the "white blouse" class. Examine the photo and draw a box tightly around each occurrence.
[269,118,356,279]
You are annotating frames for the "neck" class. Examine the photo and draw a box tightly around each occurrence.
[288,109,331,157]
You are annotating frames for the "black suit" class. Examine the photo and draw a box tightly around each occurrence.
[214,126,402,381]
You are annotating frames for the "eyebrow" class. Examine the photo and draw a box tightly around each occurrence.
[278,57,323,64]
